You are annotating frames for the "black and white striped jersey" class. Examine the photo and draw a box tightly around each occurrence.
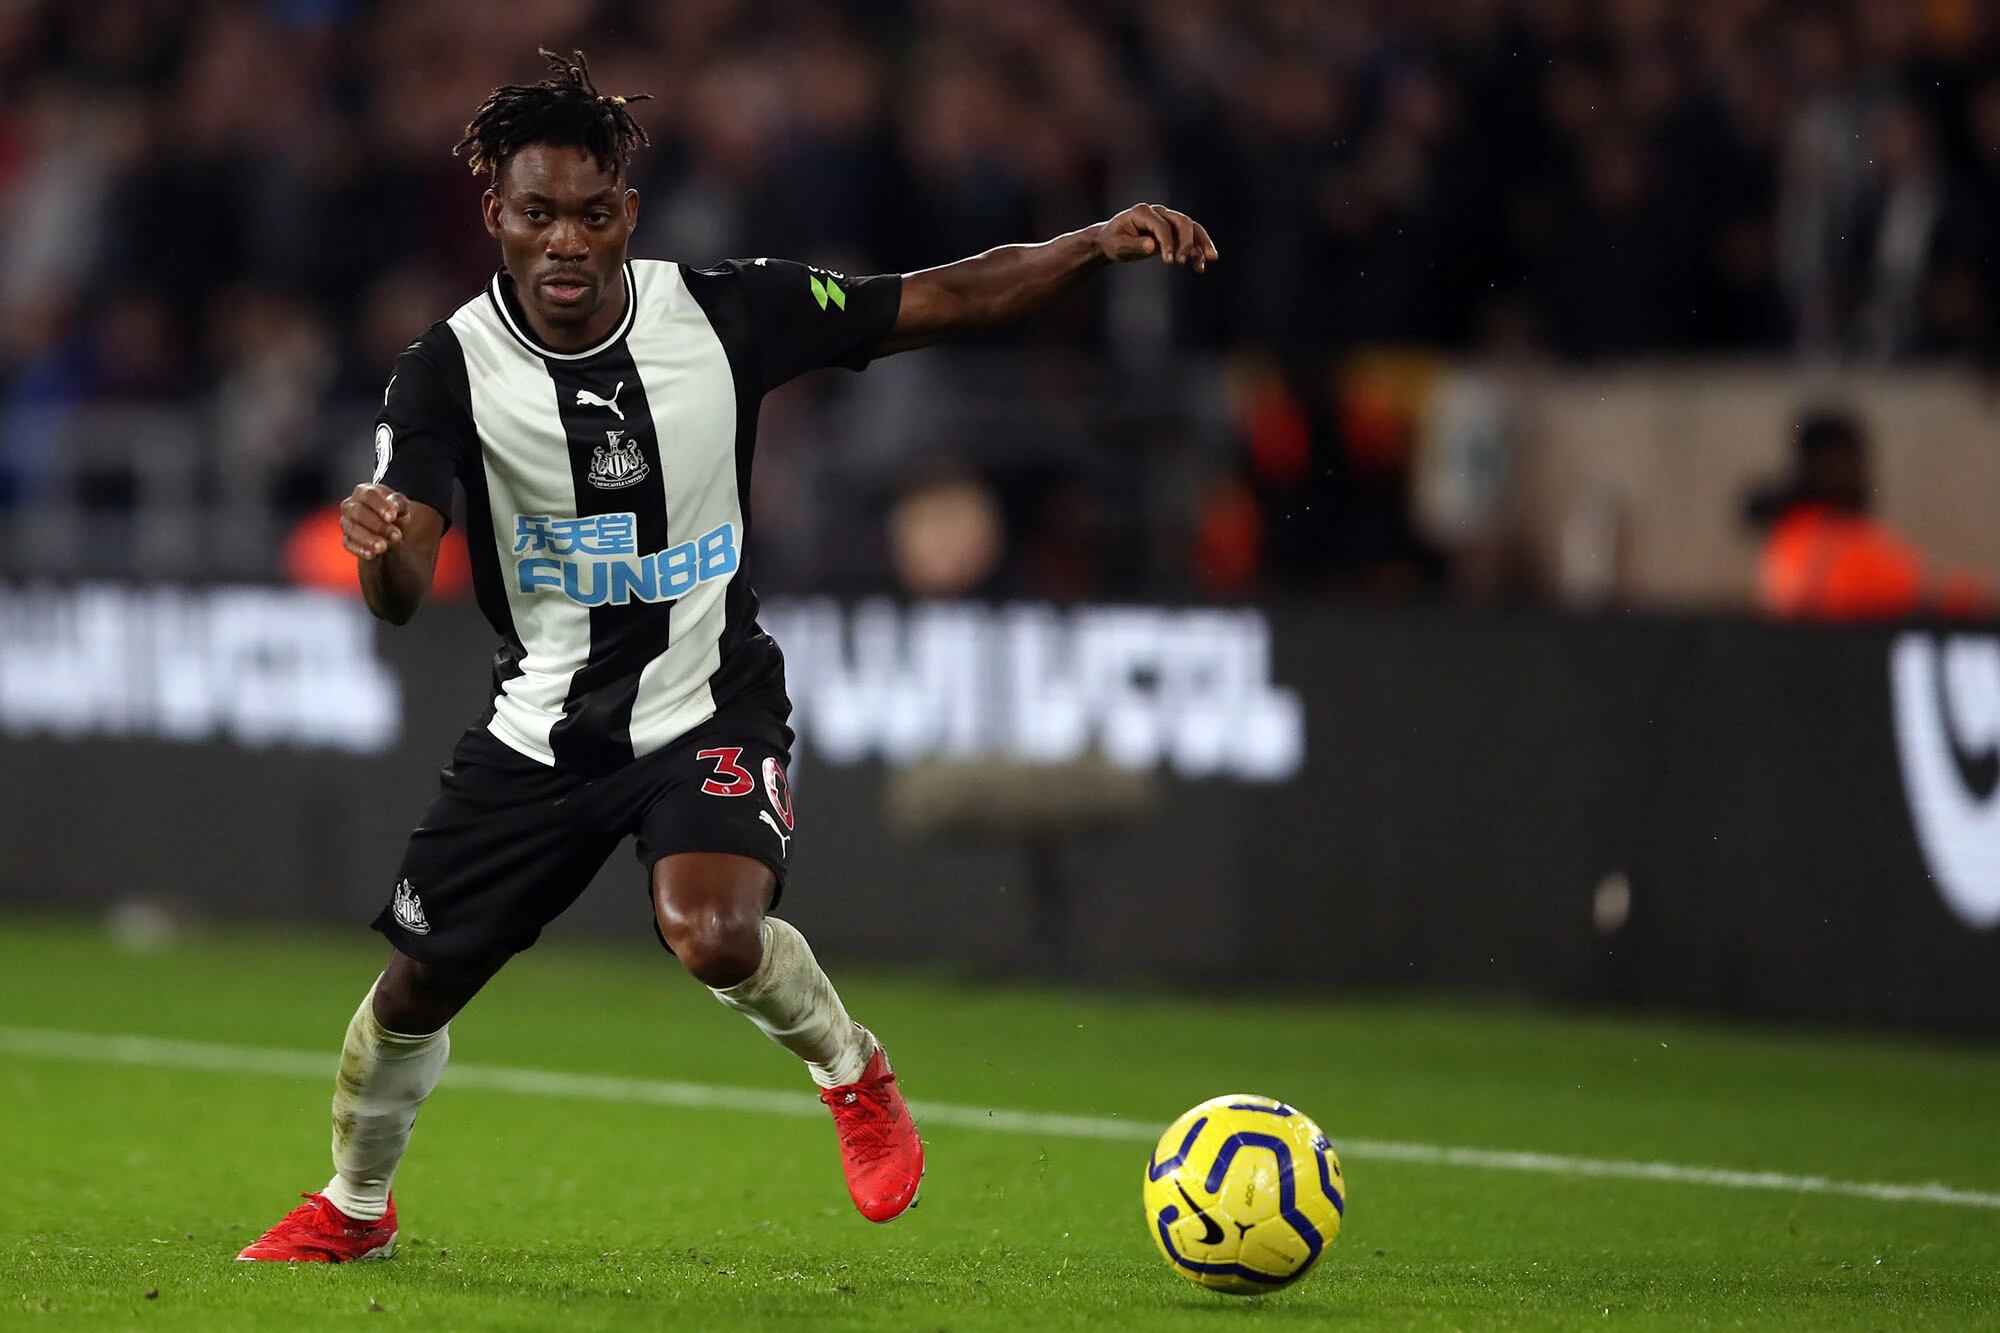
[372,257,901,775]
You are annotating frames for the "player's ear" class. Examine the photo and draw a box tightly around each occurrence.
[481,188,502,238]
[622,187,638,230]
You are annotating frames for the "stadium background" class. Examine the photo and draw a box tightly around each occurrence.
[5,0,1998,1023]
[3,4,2000,1327]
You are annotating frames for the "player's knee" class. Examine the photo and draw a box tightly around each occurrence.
[373,951,497,1034]
[659,901,765,988]
[371,971,440,1034]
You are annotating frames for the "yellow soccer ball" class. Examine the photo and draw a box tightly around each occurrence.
[1142,1093,1345,1295]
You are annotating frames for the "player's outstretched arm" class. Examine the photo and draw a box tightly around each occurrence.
[879,203,1217,355]
[342,482,445,626]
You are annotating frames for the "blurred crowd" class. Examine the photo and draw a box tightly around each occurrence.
[5,0,2000,597]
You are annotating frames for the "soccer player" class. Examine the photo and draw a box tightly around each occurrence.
[239,49,1217,1262]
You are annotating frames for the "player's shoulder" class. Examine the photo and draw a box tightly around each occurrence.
[396,319,462,369]
[663,255,752,301]
[387,304,480,387]
[628,257,691,304]
[653,258,786,324]
[675,256,821,289]
[381,317,473,420]
[678,256,758,279]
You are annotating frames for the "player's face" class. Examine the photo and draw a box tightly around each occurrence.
[483,144,639,343]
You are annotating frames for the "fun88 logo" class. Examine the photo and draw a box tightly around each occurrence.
[513,512,738,606]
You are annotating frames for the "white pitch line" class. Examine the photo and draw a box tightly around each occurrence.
[4,1025,1997,1211]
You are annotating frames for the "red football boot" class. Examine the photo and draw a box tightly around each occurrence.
[819,1040,924,1222]
[236,1192,398,1262]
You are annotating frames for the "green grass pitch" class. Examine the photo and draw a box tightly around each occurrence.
[3,918,1998,1330]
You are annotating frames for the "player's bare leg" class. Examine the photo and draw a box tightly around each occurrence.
[653,853,923,1221]
[237,950,504,1261]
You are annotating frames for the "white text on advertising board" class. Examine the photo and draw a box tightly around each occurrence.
[763,600,1305,783]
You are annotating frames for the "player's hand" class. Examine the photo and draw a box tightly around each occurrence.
[1094,204,1218,272]
[341,482,410,561]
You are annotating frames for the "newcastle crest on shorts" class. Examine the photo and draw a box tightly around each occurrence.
[391,878,431,934]
[588,430,649,489]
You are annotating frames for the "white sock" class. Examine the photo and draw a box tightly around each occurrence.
[711,918,873,1088]
[321,978,449,1222]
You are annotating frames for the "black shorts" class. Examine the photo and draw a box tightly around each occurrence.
[372,704,797,967]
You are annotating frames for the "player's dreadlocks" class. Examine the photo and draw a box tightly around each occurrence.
[454,48,652,181]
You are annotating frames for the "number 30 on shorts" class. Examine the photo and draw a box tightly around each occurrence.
[696,747,756,797]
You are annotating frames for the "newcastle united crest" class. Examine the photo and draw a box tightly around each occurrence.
[588,430,649,489]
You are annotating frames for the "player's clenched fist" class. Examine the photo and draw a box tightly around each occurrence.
[341,482,409,560]
[1094,203,1219,271]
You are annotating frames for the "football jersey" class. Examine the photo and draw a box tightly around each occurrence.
[373,257,901,775]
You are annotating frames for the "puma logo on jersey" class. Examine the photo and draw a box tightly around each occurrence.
[576,381,625,420]
[758,809,793,855]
